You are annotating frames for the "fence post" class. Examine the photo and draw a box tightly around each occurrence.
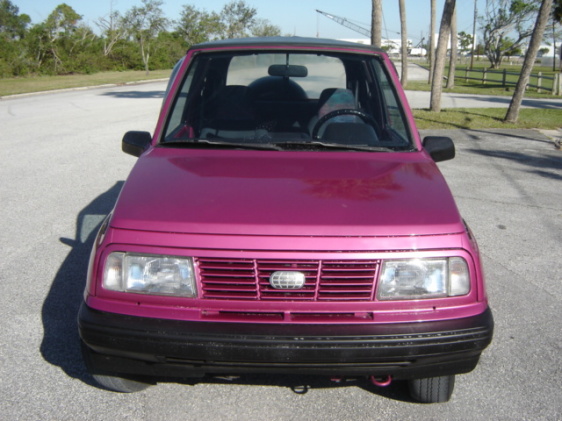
[465,68,469,83]
[483,69,487,85]
[555,73,562,96]
[537,72,542,93]
[502,69,507,87]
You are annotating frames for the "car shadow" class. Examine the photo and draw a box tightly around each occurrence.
[466,149,562,180]
[464,128,555,145]
[40,181,124,385]
[101,90,165,99]
[166,374,415,402]
[448,93,562,110]
[421,128,556,147]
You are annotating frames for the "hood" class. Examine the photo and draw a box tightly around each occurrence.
[110,148,464,237]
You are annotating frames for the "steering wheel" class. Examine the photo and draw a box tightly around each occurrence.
[312,109,379,140]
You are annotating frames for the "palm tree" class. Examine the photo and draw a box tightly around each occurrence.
[399,0,408,87]
[428,0,436,84]
[552,0,562,71]
[505,0,553,122]
[447,6,457,89]
[430,0,456,112]
[371,0,382,47]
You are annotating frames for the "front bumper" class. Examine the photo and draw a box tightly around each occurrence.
[78,303,493,380]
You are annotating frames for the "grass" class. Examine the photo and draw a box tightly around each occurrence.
[405,80,557,99]
[413,108,562,130]
[404,61,560,98]
[0,69,172,97]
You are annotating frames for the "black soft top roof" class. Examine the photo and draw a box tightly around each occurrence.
[192,36,383,54]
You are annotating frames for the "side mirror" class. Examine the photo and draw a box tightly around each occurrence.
[122,131,152,157]
[422,136,455,162]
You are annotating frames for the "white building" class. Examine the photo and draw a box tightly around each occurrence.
[340,38,425,56]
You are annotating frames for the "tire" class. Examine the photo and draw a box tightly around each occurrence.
[92,373,151,393]
[80,341,151,393]
[408,375,455,403]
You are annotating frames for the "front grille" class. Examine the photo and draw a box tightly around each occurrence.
[197,258,380,301]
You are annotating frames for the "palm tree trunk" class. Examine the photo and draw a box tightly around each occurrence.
[505,0,553,122]
[428,0,436,84]
[430,0,456,112]
[371,0,382,48]
[447,6,457,89]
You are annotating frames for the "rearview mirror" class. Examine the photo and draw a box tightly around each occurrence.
[268,64,308,78]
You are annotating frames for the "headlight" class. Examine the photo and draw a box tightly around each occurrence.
[378,257,470,300]
[103,252,197,297]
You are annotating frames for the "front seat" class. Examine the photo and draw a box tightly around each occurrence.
[200,85,259,139]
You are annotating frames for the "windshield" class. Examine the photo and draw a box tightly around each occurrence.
[163,50,413,151]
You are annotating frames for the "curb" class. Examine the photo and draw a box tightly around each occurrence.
[536,128,562,150]
[0,78,169,100]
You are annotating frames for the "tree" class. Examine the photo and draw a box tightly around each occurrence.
[175,3,278,44]
[175,5,222,46]
[399,0,408,87]
[251,19,282,37]
[96,1,125,57]
[123,0,168,75]
[371,0,382,47]
[45,3,81,36]
[447,6,458,88]
[429,0,436,84]
[458,31,474,57]
[150,30,185,69]
[219,1,256,39]
[480,0,539,69]
[505,0,553,122]
[430,0,456,112]
[41,3,84,73]
[0,0,31,76]
[552,0,562,71]
[554,0,562,20]
[0,0,30,39]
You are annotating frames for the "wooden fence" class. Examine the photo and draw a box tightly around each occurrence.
[457,67,562,96]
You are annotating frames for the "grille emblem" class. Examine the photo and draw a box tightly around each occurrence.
[269,271,306,289]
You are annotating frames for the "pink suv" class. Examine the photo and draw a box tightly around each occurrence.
[78,37,493,403]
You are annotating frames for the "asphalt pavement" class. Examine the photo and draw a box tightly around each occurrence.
[0,81,560,420]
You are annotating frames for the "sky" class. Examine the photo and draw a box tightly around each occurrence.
[14,0,487,45]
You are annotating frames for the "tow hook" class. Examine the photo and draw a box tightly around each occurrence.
[369,375,392,387]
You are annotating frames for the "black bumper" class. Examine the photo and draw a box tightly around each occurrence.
[78,303,493,380]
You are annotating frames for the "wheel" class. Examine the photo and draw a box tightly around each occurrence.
[92,373,151,393]
[80,341,151,393]
[311,109,379,140]
[408,375,455,403]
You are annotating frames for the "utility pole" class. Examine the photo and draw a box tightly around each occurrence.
[470,0,477,69]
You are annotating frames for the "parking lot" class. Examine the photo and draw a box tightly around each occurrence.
[1,81,561,420]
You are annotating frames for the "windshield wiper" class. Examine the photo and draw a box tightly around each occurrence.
[274,141,396,152]
[161,139,405,152]
[161,139,282,151]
